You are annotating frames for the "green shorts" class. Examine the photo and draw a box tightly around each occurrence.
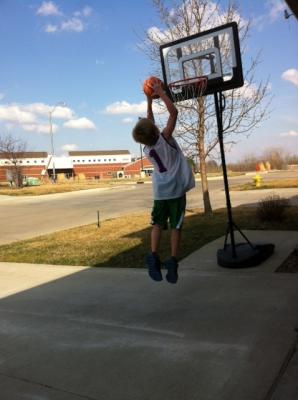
[151,194,186,230]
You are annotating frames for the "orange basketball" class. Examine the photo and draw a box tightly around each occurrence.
[143,76,164,99]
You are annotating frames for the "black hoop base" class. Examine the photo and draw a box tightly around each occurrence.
[217,243,275,269]
[214,91,275,269]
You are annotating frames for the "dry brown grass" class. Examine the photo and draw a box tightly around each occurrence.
[230,179,298,191]
[0,179,141,196]
[0,206,297,267]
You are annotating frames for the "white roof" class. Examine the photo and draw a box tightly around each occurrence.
[48,156,73,169]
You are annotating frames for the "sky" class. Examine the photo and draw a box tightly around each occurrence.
[0,0,297,162]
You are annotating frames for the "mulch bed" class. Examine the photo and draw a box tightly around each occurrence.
[276,248,298,273]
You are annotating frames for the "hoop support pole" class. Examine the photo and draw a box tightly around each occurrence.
[214,91,237,257]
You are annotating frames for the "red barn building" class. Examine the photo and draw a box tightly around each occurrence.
[69,150,132,179]
[0,152,48,183]
[124,157,153,177]
[0,149,154,183]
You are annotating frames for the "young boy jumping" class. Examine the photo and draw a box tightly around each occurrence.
[132,80,195,284]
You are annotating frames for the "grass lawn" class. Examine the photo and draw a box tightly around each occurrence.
[230,179,298,191]
[0,179,143,196]
[0,172,246,196]
[0,206,297,267]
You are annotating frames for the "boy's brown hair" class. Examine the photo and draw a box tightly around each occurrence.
[132,118,159,146]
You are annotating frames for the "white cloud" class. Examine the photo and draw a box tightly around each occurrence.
[283,115,298,124]
[0,104,36,124]
[23,123,57,134]
[228,80,262,99]
[268,0,284,21]
[61,18,84,32]
[0,102,88,134]
[280,130,298,137]
[82,6,92,17]
[103,100,164,116]
[147,1,247,43]
[43,18,84,34]
[240,81,258,99]
[23,103,74,120]
[104,101,147,115]
[74,6,92,18]
[0,93,5,101]
[63,117,96,130]
[282,69,298,87]
[37,1,61,16]
[61,143,78,152]
[122,117,134,124]
[36,3,91,34]
[23,102,50,115]
[147,26,169,44]
[45,24,58,33]
[250,1,286,30]
[3,121,57,134]
[49,105,74,120]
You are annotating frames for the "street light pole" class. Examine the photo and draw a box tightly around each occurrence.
[140,143,144,171]
[49,110,56,182]
[138,117,144,176]
[49,102,66,182]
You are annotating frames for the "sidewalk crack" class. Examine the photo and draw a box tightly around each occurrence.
[263,330,298,400]
[0,372,99,400]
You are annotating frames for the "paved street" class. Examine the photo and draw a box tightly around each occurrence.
[0,171,297,245]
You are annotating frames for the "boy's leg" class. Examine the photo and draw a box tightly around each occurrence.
[169,194,186,258]
[170,228,181,258]
[164,195,186,284]
[164,229,180,284]
[145,201,167,282]
[146,225,162,281]
[151,224,162,253]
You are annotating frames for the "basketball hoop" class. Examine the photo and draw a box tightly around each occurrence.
[168,76,208,102]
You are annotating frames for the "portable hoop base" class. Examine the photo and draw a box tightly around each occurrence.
[214,91,275,269]
[217,243,275,269]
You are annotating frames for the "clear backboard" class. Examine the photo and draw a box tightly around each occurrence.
[160,22,244,102]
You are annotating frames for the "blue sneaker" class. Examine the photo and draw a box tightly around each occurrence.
[164,257,178,284]
[145,253,162,282]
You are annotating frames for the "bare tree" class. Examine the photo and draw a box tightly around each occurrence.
[142,0,271,214]
[262,147,289,170]
[0,133,27,188]
[227,153,259,172]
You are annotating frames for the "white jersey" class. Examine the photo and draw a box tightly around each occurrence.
[144,133,195,200]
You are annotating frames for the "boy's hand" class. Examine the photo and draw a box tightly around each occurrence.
[149,81,164,97]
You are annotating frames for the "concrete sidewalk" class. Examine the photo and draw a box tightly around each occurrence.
[0,231,297,400]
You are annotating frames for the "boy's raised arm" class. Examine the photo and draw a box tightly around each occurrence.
[146,94,155,124]
[153,83,178,139]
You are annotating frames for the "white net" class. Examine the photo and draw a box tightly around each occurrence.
[168,76,208,103]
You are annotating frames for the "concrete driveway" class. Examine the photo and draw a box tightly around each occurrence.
[0,230,297,400]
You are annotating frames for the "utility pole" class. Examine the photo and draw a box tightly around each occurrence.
[49,102,66,182]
